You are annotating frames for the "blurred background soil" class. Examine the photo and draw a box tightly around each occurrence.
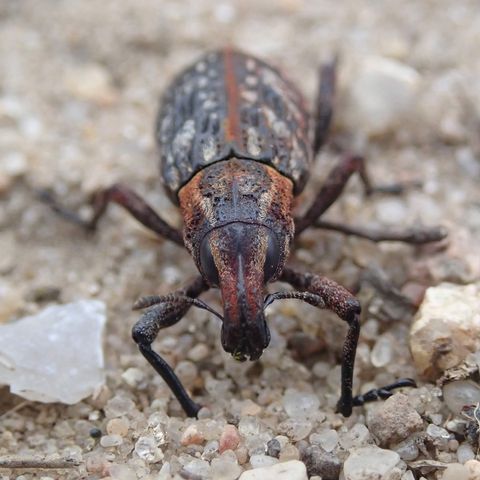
[0,1,479,479]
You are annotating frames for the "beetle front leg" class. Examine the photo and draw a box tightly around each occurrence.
[132,276,209,417]
[279,266,360,416]
[278,266,414,416]
[39,183,183,246]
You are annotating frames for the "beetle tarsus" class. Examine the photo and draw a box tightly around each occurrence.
[351,378,417,407]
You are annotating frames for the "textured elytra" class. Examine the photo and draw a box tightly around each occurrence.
[157,49,312,201]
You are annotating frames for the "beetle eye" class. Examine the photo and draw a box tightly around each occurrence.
[264,233,280,283]
[199,238,220,286]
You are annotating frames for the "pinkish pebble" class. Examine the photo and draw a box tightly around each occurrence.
[219,424,241,453]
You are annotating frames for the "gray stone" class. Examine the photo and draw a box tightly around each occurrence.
[301,444,341,480]
[443,380,480,416]
[367,393,423,446]
[339,55,421,137]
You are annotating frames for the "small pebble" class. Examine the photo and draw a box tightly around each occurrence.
[174,361,199,387]
[182,459,211,478]
[108,464,136,480]
[238,460,307,480]
[211,450,243,479]
[394,439,419,461]
[241,399,262,416]
[301,445,341,480]
[181,424,205,446]
[443,380,480,415]
[339,424,372,450]
[266,438,281,458]
[249,454,278,468]
[85,454,110,475]
[89,427,102,439]
[410,283,480,380]
[343,446,400,480]
[282,389,320,418]
[219,424,241,453]
[457,443,475,464]
[340,55,421,137]
[106,418,129,437]
[64,64,117,106]
[370,334,393,368]
[465,460,480,478]
[121,368,145,388]
[100,434,123,448]
[235,446,249,465]
[426,424,451,450]
[367,393,423,446]
[187,343,210,361]
[441,463,469,480]
[278,418,312,441]
[105,396,136,418]
[310,429,339,452]
[279,444,300,462]
[134,435,164,463]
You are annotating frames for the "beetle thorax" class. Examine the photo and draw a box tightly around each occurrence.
[178,158,294,278]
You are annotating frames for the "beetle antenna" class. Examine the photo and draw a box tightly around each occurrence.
[264,291,326,310]
[133,294,223,321]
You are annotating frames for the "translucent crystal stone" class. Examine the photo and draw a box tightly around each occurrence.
[443,380,480,415]
[370,334,393,368]
[182,458,211,478]
[282,389,320,418]
[0,300,106,403]
[134,435,164,463]
[310,429,339,452]
[105,395,136,419]
[211,450,243,480]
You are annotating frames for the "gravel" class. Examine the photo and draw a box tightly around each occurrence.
[1,1,479,479]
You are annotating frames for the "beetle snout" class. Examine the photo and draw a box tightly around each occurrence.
[221,312,271,361]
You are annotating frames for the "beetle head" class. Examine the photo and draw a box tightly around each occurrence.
[199,222,285,361]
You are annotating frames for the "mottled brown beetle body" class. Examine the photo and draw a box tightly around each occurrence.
[157,49,312,199]
[43,47,446,418]
[158,49,308,360]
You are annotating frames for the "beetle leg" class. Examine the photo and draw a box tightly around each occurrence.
[313,56,338,155]
[132,276,210,417]
[279,266,360,416]
[352,378,417,406]
[313,220,448,244]
[295,154,420,235]
[39,183,184,246]
[278,266,415,417]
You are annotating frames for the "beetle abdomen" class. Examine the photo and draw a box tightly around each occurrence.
[157,48,312,201]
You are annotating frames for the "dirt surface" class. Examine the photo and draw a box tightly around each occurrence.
[1,1,479,479]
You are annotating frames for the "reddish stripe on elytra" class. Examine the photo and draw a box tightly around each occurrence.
[223,47,240,142]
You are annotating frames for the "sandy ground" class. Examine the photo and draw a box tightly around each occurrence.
[1,1,480,479]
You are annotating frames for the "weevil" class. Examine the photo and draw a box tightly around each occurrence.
[42,48,447,417]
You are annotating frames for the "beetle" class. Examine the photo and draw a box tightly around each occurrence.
[42,48,447,417]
